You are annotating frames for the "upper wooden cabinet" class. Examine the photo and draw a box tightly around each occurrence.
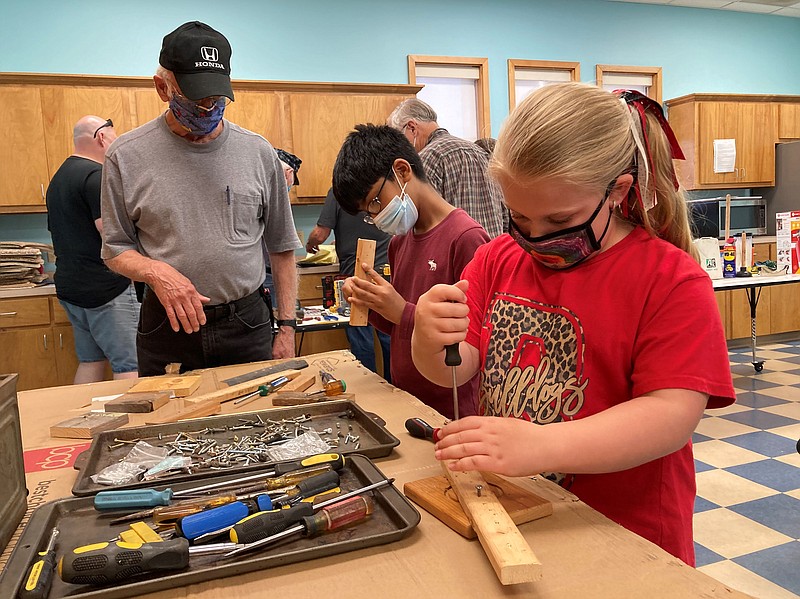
[777,103,800,140]
[0,74,421,212]
[665,94,795,190]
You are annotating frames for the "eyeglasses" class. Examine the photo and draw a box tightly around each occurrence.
[363,168,393,224]
[172,91,231,112]
[93,119,113,138]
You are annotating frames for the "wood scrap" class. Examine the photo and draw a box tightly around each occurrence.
[442,464,542,585]
[184,370,301,405]
[50,412,129,439]
[271,392,354,407]
[349,238,376,326]
[103,392,171,413]
[277,372,316,393]
[403,472,552,539]
[127,375,202,398]
[144,398,221,425]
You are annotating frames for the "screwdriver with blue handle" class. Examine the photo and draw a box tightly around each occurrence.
[18,528,58,599]
[175,470,341,541]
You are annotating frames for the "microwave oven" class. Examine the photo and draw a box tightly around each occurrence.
[688,197,767,239]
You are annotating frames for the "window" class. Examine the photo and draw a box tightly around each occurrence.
[508,60,581,110]
[408,55,490,140]
[596,65,662,104]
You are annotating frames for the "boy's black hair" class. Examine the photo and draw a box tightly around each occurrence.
[332,124,427,215]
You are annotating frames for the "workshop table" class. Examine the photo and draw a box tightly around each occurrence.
[296,305,349,355]
[713,273,800,372]
[0,350,752,598]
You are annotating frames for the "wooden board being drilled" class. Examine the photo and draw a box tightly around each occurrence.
[442,465,543,585]
[349,238,376,326]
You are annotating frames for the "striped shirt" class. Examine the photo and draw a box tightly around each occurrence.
[419,128,506,238]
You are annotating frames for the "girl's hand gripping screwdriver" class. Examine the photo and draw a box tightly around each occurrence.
[445,343,461,421]
[18,528,58,599]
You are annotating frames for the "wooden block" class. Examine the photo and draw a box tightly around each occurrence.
[127,375,202,398]
[403,473,552,539]
[350,238,376,326]
[277,372,316,393]
[443,465,543,585]
[144,398,221,425]
[50,412,130,439]
[271,392,354,407]
[104,392,171,413]
[186,371,301,405]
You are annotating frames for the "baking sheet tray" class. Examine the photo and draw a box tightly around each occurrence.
[72,400,399,496]
[0,455,420,599]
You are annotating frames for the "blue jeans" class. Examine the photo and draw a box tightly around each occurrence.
[137,288,273,377]
[59,285,139,373]
[346,324,391,383]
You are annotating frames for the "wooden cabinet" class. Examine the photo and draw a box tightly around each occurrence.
[0,86,50,208]
[0,295,81,390]
[777,103,800,140]
[770,284,800,334]
[0,74,421,210]
[667,94,780,190]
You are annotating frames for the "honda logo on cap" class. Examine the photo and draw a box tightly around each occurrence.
[201,46,218,62]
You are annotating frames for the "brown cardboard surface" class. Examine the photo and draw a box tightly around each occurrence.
[3,350,753,598]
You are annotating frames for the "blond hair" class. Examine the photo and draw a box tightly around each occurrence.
[492,82,697,259]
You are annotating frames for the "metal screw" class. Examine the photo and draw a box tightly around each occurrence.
[476,485,483,497]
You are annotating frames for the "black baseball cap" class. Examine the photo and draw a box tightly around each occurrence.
[159,21,234,101]
[276,149,302,185]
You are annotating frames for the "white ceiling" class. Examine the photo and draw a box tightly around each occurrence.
[609,0,800,17]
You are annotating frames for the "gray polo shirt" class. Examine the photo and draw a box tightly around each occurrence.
[101,115,300,305]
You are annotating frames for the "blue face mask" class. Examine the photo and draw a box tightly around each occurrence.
[169,93,226,136]
[372,171,418,236]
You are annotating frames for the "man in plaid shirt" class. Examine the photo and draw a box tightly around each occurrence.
[388,99,505,238]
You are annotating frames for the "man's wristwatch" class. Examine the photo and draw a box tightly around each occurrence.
[276,319,297,330]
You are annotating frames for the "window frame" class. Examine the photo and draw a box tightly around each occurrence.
[408,54,491,138]
[507,59,581,111]
[596,64,662,104]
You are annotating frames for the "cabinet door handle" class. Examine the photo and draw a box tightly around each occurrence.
[59,333,64,349]
[43,334,48,350]
[741,167,746,180]
[41,183,45,199]
[734,168,740,179]
[315,285,323,289]
[0,311,18,316]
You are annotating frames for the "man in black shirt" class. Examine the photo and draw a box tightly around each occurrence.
[306,188,391,382]
[46,116,138,383]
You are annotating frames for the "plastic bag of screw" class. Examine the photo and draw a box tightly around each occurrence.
[90,441,169,485]
[264,430,330,462]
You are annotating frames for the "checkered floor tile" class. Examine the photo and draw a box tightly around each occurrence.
[695,340,800,598]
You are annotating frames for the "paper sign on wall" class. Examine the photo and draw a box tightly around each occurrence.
[713,139,736,173]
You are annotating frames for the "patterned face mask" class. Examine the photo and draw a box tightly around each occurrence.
[169,93,226,136]
[508,180,616,270]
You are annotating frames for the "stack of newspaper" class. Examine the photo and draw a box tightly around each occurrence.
[0,242,53,288]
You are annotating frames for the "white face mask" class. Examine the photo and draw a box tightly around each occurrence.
[372,171,419,235]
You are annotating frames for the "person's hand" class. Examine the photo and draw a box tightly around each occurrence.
[412,280,470,355]
[305,240,319,254]
[272,327,296,359]
[147,262,210,333]
[344,264,406,324]
[434,416,542,477]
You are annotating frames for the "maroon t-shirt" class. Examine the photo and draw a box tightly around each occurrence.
[370,208,490,419]
[463,227,735,565]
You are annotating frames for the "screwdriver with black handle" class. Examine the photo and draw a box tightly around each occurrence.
[176,470,340,541]
[18,528,58,599]
[445,343,461,421]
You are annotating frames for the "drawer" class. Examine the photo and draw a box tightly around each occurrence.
[50,297,71,324]
[0,297,50,328]
[298,273,325,302]
[753,242,773,265]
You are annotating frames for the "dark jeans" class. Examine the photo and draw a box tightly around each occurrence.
[345,324,391,383]
[137,289,273,377]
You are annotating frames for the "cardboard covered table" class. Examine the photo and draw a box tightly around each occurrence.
[1,350,752,598]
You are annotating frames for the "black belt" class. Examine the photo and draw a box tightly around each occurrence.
[202,289,263,322]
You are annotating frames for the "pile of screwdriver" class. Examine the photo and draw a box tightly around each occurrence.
[19,452,391,595]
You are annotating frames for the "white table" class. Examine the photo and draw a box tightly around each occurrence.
[713,273,800,371]
[296,305,350,354]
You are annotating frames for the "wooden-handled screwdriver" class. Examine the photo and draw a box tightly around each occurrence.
[445,343,461,420]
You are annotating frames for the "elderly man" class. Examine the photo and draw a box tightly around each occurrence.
[101,21,300,376]
[46,116,139,383]
[388,98,505,238]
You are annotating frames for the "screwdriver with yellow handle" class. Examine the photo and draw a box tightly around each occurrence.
[107,463,335,526]
[18,528,58,599]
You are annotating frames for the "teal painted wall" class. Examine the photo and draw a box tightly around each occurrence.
[2,0,799,246]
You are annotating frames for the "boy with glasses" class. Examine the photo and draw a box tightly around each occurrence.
[332,124,489,419]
